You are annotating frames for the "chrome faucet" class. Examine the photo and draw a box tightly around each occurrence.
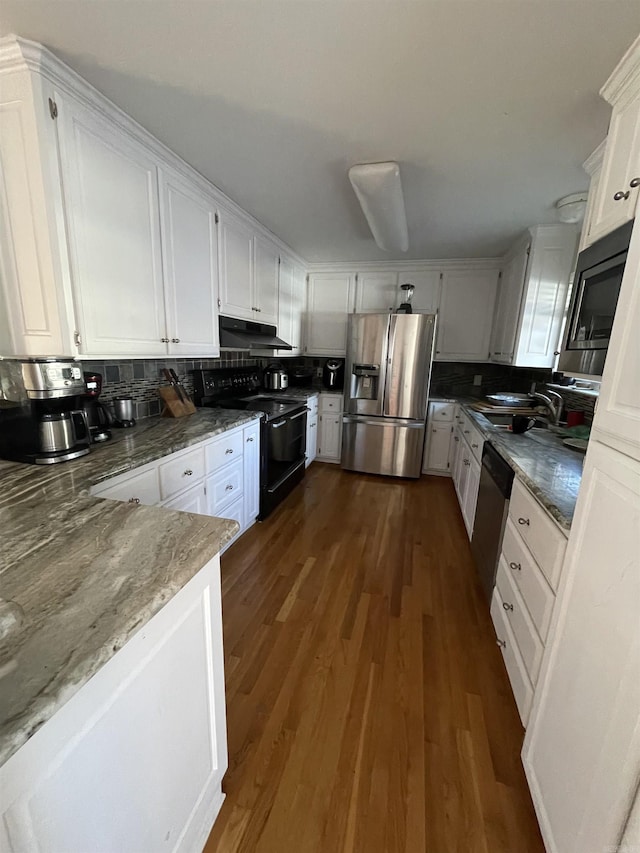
[532,389,563,426]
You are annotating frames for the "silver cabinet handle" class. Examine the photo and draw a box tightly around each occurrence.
[614,190,630,201]
[518,517,530,526]
[171,338,180,343]
[496,639,506,649]
[184,469,193,476]
[225,484,233,491]
[246,436,254,442]
[630,177,640,188]
[509,561,522,571]
[272,420,287,429]
[464,459,470,466]
[128,497,141,505]
[464,430,470,434]
[454,436,459,442]
[160,337,169,343]
[225,448,234,454]
[502,602,514,612]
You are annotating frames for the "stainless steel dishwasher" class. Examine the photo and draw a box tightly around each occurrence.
[471,443,514,601]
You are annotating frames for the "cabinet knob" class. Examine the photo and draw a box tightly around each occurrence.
[518,517,530,526]
[464,430,470,434]
[161,337,169,343]
[509,561,522,571]
[554,350,561,356]
[471,443,478,449]
[613,190,630,201]
[225,484,233,491]
[171,338,180,343]
[630,177,640,188]
[246,436,254,442]
[183,469,193,476]
[454,436,459,442]
[464,459,470,466]
[496,639,506,649]
[128,497,141,505]
[225,448,234,454]
[502,601,514,612]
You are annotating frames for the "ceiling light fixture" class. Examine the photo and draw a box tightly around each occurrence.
[349,162,409,252]
[555,192,588,224]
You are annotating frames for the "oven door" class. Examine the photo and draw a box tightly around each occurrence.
[265,408,307,486]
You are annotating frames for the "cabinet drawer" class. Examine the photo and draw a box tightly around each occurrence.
[509,478,567,590]
[320,394,343,413]
[206,429,245,471]
[429,401,455,422]
[459,411,484,462]
[496,557,545,684]
[501,519,555,641]
[491,587,533,726]
[207,458,244,514]
[92,466,160,506]
[159,446,206,500]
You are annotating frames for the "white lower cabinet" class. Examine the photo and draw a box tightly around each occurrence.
[305,395,319,467]
[462,453,481,535]
[451,410,484,538]
[491,585,534,726]
[423,401,455,475]
[317,394,343,462]
[91,421,260,547]
[0,554,227,853]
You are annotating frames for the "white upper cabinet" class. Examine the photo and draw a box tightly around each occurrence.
[492,225,578,369]
[0,69,76,357]
[579,141,606,251]
[56,90,167,357]
[217,209,254,322]
[159,167,220,357]
[436,268,499,361]
[277,256,305,355]
[354,272,398,312]
[306,273,355,356]
[253,235,279,326]
[588,37,640,243]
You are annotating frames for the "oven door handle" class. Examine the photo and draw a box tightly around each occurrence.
[289,410,307,420]
[271,419,287,429]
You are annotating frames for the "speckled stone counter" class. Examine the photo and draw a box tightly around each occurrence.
[0,409,260,767]
[462,405,583,530]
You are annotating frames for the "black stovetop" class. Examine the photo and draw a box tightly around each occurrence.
[217,394,306,422]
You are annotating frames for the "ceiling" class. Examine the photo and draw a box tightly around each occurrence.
[1,1,639,263]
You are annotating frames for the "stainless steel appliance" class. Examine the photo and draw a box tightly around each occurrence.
[112,396,136,428]
[471,444,514,600]
[322,359,344,390]
[219,316,293,350]
[81,372,112,443]
[0,359,91,464]
[263,364,289,391]
[559,219,633,377]
[341,312,436,478]
[192,367,307,519]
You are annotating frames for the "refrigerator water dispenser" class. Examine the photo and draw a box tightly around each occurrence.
[351,364,380,400]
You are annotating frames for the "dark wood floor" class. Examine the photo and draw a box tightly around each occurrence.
[204,464,544,853]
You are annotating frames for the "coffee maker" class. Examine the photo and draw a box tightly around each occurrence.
[322,359,345,390]
[0,359,91,464]
[81,372,112,443]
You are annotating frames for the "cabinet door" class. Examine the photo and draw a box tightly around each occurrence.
[589,94,640,243]
[462,453,481,538]
[56,92,167,356]
[491,247,528,363]
[253,235,279,326]
[354,271,398,312]
[217,210,254,321]
[159,169,219,356]
[401,270,441,313]
[513,227,577,368]
[306,417,318,467]
[277,257,305,355]
[243,421,260,527]
[436,269,499,361]
[306,273,355,356]
[318,413,342,460]
[425,423,452,473]
[161,482,206,514]
[291,264,307,353]
[591,214,640,462]
[522,442,640,853]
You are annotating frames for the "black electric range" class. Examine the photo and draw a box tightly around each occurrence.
[192,368,308,519]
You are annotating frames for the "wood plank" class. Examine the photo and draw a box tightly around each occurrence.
[204,464,544,852]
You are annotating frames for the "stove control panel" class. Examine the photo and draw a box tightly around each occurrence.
[192,367,260,404]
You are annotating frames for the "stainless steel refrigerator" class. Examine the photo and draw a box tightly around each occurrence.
[341,312,436,478]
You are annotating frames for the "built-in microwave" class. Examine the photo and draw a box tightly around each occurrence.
[558,219,634,378]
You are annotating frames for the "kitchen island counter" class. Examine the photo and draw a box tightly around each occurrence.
[0,409,259,767]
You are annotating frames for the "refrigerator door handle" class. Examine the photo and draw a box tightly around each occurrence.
[382,314,396,417]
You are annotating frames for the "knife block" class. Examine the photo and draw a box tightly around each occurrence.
[158,386,196,418]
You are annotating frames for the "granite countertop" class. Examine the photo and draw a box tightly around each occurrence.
[0,409,260,767]
[461,405,583,530]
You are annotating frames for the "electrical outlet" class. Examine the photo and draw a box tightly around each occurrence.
[473,374,482,386]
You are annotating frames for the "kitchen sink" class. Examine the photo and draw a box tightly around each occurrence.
[479,412,549,429]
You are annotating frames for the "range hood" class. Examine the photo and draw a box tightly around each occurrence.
[218,316,293,350]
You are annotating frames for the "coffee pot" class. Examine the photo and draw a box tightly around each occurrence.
[38,410,91,455]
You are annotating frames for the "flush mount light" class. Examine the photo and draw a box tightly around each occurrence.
[555,192,588,224]
[349,162,409,252]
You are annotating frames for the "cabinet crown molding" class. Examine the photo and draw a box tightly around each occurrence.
[306,257,501,273]
[600,32,640,106]
[582,139,607,176]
